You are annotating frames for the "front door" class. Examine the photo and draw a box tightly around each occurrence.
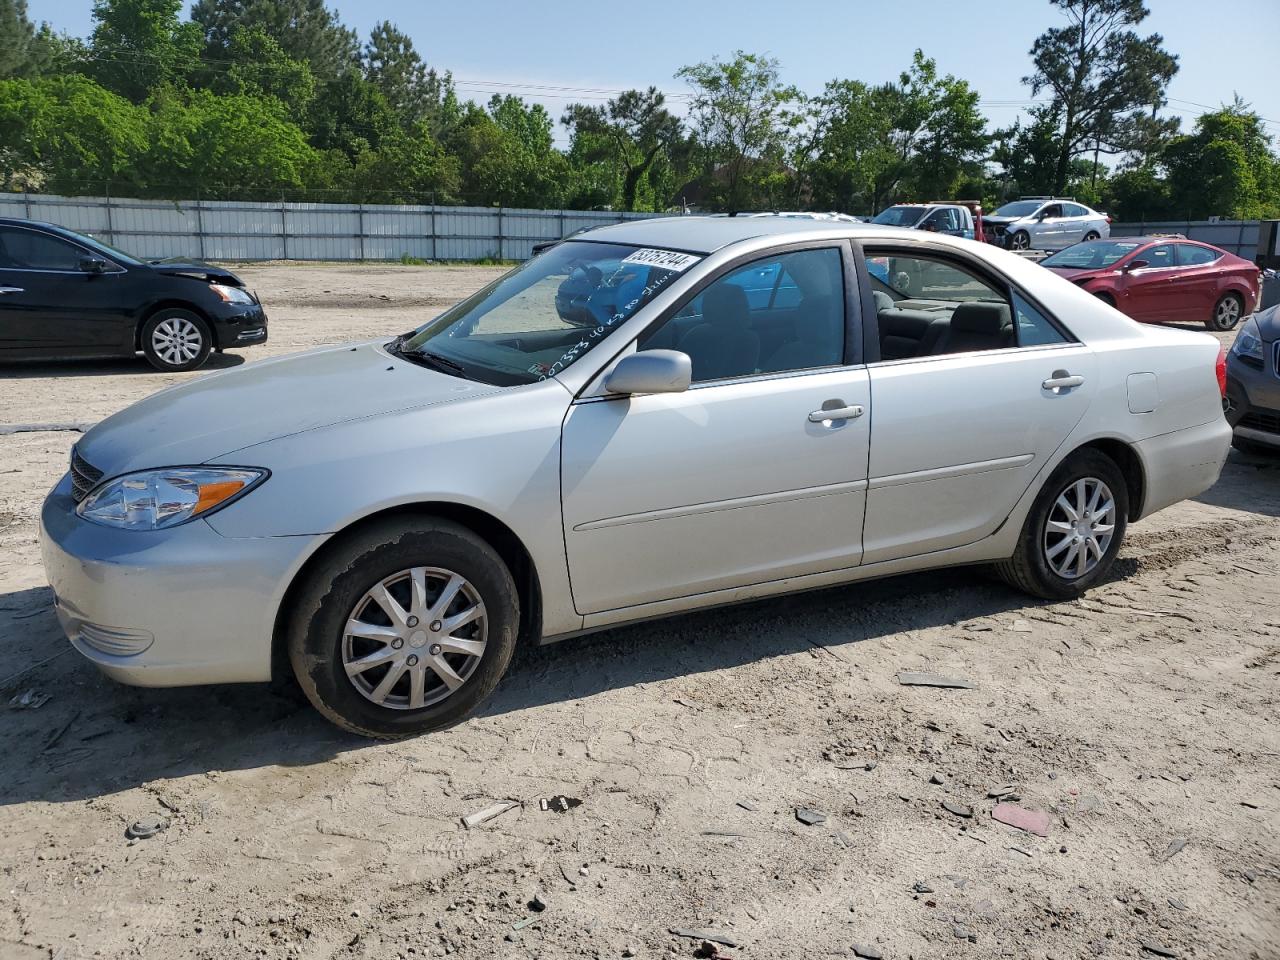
[860,246,1096,563]
[0,225,131,355]
[560,244,872,615]
[1119,243,1179,322]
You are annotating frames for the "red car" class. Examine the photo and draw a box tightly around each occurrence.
[1041,236,1260,331]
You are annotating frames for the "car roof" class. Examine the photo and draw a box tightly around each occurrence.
[579,215,906,254]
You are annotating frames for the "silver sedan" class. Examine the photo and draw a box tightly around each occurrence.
[41,218,1231,737]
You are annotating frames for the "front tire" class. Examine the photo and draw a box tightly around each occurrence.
[1009,230,1031,251]
[1208,293,1243,331]
[141,309,212,371]
[288,518,519,739]
[995,450,1129,600]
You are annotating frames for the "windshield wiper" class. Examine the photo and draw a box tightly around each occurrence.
[395,347,468,378]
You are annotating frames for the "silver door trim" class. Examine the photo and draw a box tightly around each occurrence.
[572,478,869,531]
[867,453,1034,490]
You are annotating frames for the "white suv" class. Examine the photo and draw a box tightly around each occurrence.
[984,198,1110,251]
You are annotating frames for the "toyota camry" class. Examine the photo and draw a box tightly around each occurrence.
[41,217,1231,738]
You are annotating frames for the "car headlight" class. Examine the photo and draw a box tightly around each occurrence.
[209,283,254,304]
[77,467,267,530]
[1231,317,1265,364]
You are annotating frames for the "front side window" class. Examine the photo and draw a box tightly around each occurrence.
[639,247,846,382]
[0,227,85,271]
[398,241,701,385]
[1142,244,1175,269]
[1040,204,1064,219]
[1176,244,1222,266]
[866,251,1068,360]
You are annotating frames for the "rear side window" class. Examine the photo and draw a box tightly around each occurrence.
[1012,293,1068,346]
[1064,203,1091,217]
[0,227,85,271]
[1143,244,1175,268]
[1176,244,1222,266]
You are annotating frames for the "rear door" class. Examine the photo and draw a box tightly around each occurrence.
[1172,242,1225,320]
[859,243,1095,563]
[560,242,872,614]
[0,225,132,355]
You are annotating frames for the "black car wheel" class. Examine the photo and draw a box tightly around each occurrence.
[288,517,519,739]
[1084,230,1101,241]
[141,309,212,371]
[995,449,1129,600]
[1009,230,1031,251]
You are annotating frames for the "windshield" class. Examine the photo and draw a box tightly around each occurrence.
[69,230,144,266]
[992,200,1043,218]
[397,240,701,386]
[872,206,926,227]
[1042,240,1143,269]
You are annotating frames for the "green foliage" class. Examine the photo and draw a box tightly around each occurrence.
[88,0,201,102]
[364,21,450,129]
[563,87,683,211]
[1163,103,1280,219]
[191,0,358,78]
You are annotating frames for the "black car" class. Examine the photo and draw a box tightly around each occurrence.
[0,218,267,371]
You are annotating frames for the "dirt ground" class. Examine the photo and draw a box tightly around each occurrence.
[0,263,1277,960]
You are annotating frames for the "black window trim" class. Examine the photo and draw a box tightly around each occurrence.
[620,238,864,389]
[851,237,1080,365]
[0,223,126,275]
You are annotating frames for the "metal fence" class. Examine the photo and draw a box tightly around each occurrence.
[1109,220,1260,261]
[0,192,664,262]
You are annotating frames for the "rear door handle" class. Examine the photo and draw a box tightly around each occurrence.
[0,286,23,294]
[1042,371,1085,391]
[808,404,864,423]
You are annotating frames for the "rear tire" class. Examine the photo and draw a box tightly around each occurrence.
[141,309,212,371]
[995,450,1129,600]
[288,517,519,739]
[1208,293,1243,331]
[1083,230,1101,241]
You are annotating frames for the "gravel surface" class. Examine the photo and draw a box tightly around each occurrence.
[0,263,1276,960]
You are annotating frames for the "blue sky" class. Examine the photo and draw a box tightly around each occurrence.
[36,0,1280,150]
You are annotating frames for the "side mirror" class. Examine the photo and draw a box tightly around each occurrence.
[603,350,691,396]
[1123,259,1149,271]
[79,257,107,274]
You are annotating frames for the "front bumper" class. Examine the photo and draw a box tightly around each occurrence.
[210,303,269,350]
[39,472,324,687]
[1226,345,1280,448]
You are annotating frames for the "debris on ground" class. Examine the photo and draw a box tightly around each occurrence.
[125,817,168,840]
[986,785,1019,799]
[991,802,1050,837]
[942,800,973,818]
[7,688,50,709]
[929,772,946,785]
[795,807,827,826]
[460,800,520,829]
[539,794,582,813]
[527,893,547,913]
[896,671,977,689]
[851,944,884,959]
[912,881,934,894]
[669,928,739,948]
[1139,939,1181,957]
[1161,837,1188,861]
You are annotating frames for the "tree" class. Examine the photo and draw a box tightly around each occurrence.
[306,68,399,158]
[1163,102,1280,219]
[0,75,148,191]
[87,0,201,101]
[562,87,682,211]
[191,0,358,78]
[211,27,316,109]
[1024,0,1177,195]
[364,21,450,128]
[675,51,799,211]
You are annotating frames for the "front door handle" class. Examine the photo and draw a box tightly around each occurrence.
[1043,371,1085,392]
[0,286,23,295]
[808,404,864,423]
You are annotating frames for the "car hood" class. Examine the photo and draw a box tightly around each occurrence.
[1254,303,1280,342]
[146,258,244,285]
[76,342,504,477]
[983,215,1022,226]
[1044,265,1107,281]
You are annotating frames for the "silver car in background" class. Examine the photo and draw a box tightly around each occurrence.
[41,218,1229,738]
[984,198,1111,251]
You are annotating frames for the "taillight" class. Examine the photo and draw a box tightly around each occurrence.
[1216,346,1227,397]
[1105,215,1112,225]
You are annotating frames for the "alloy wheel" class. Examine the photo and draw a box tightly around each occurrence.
[1043,477,1116,580]
[342,567,487,710]
[1215,296,1241,329]
[151,316,204,366]
[1011,231,1030,250]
